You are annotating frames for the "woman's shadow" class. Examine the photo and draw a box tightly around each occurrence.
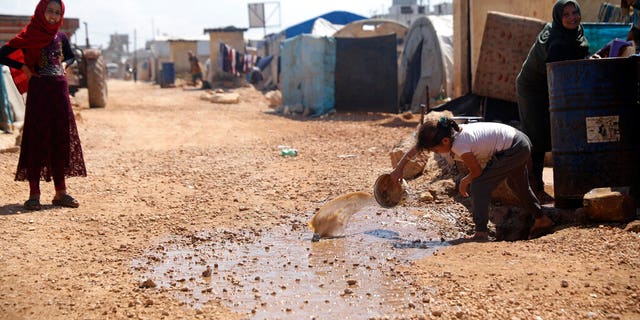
[0,203,55,215]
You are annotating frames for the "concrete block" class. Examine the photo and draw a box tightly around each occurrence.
[582,187,635,222]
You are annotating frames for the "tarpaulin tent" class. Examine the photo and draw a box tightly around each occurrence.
[333,19,409,66]
[398,15,453,113]
[260,11,367,89]
[280,34,400,116]
[1,65,25,132]
[283,11,367,39]
[280,35,336,116]
[334,34,398,113]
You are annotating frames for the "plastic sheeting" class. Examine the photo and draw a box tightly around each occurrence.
[335,34,398,113]
[311,18,343,37]
[398,15,453,112]
[0,65,25,131]
[280,35,336,116]
[583,23,632,55]
[284,11,366,39]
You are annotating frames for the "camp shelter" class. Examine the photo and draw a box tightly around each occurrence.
[334,19,408,40]
[167,39,210,75]
[260,11,367,89]
[333,19,409,64]
[431,11,545,124]
[452,0,604,98]
[280,33,399,116]
[311,18,343,37]
[474,11,546,104]
[283,11,367,39]
[1,66,25,132]
[280,35,336,116]
[398,15,453,113]
[334,34,399,113]
[204,26,247,80]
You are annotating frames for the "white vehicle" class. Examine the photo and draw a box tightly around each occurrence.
[106,63,118,78]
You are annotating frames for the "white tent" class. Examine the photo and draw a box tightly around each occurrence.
[398,15,453,112]
[311,18,343,37]
[1,65,25,132]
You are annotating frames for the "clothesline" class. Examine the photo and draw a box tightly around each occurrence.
[218,42,261,76]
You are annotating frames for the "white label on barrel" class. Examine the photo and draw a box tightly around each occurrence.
[585,116,620,143]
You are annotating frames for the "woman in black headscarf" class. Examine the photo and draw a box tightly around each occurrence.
[516,0,589,201]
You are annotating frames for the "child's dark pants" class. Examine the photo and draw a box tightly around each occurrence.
[469,132,543,232]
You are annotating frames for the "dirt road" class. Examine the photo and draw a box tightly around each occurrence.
[1,80,639,319]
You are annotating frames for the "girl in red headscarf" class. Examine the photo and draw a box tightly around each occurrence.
[0,0,86,210]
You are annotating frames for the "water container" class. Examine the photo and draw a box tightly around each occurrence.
[547,57,640,208]
[160,62,175,88]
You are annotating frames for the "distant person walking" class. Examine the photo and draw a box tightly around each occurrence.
[516,0,589,202]
[0,0,86,210]
[188,51,203,87]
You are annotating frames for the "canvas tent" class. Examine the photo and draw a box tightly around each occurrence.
[398,15,453,113]
[333,19,409,66]
[284,11,367,39]
[260,11,367,89]
[334,34,398,113]
[311,18,343,37]
[0,66,25,133]
[433,12,546,124]
[280,34,399,116]
[280,35,336,116]
[334,19,408,40]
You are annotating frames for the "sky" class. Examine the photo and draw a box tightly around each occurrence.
[1,0,450,49]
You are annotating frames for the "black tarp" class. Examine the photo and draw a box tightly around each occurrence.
[334,34,398,113]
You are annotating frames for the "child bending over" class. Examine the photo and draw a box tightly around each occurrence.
[390,112,554,241]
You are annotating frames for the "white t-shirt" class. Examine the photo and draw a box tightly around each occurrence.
[450,122,517,169]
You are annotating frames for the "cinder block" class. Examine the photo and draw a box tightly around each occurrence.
[582,187,635,222]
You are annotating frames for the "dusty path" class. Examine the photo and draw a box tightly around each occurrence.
[1,80,639,319]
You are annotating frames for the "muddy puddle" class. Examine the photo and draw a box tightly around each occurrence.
[132,206,450,319]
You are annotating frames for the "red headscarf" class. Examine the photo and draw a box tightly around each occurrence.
[7,0,65,93]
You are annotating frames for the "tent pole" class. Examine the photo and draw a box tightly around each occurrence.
[420,85,429,125]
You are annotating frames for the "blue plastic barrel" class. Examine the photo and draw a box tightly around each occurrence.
[547,57,640,208]
[160,62,175,88]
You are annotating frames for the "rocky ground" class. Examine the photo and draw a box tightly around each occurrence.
[1,80,638,320]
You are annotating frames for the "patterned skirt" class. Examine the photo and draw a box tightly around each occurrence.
[15,75,86,181]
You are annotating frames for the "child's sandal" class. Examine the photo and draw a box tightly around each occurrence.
[24,199,42,211]
[52,194,80,208]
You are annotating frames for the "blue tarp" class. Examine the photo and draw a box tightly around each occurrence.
[583,23,632,54]
[281,35,336,116]
[283,11,367,39]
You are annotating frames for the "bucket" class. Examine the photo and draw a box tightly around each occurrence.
[547,57,640,208]
[373,174,404,208]
[160,62,175,88]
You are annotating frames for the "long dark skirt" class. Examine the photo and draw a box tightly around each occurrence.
[15,75,86,182]
[516,82,551,153]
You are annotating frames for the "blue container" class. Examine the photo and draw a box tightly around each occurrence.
[582,23,632,55]
[547,57,640,208]
[160,62,175,88]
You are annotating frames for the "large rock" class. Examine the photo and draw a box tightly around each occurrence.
[582,187,635,222]
[624,220,640,233]
[210,92,240,104]
[265,90,282,109]
[491,206,533,241]
[389,148,428,180]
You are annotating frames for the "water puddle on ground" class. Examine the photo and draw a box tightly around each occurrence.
[132,206,449,319]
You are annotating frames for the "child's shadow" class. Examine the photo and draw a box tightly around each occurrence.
[0,203,55,215]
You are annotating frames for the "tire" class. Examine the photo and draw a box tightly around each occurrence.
[86,52,108,108]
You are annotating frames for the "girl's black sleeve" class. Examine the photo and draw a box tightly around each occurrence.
[61,34,76,66]
[0,45,24,70]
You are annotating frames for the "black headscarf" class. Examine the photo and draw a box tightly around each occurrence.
[541,0,589,62]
